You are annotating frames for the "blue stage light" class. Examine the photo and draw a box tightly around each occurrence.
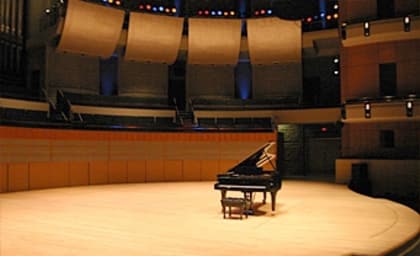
[217,10,222,16]
[159,6,164,12]
[152,6,158,12]
[267,9,272,15]
[211,11,216,16]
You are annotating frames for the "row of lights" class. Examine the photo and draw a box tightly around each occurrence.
[341,16,412,39]
[253,9,273,16]
[196,10,236,17]
[139,4,177,14]
[333,56,340,76]
[303,3,339,24]
[101,0,122,6]
[303,12,339,24]
[363,100,414,118]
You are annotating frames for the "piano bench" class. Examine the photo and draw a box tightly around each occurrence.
[221,197,248,220]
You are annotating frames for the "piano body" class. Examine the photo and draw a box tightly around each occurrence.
[214,141,282,212]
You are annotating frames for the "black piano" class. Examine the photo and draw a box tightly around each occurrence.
[214,142,282,213]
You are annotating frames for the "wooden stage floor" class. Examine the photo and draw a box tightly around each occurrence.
[0,181,418,256]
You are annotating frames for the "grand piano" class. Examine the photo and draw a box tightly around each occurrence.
[214,142,282,213]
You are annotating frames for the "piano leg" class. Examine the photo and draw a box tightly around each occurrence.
[270,191,278,211]
[243,191,254,215]
[262,192,267,204]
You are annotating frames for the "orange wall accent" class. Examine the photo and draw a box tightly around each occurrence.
[146,160,165,182]
[201,160,219,181]
[89,161,109,185]
[127,160,146,183]
[69,161,89,186]
[108,160,128,184]
[29,162,69,190]
[164,160,183,182]
[0,163,7,192]
[0,126,276,191]
[183,160,201,181]
[8,163,29,192]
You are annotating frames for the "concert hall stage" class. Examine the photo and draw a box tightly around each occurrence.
[0,180,418,256]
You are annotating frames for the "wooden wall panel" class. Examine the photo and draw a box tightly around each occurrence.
[183,160,201,181]
[125,13,183,64]
[127,160,146,183]
[108,160,127,184]
[0,163,7,192]
[165,142,220,160]
[69,161,89,186]
[118,62,168,97]
[47,50,100,95]
[29,162,69,190]
[89,161,109,185]
[164,160,183,182]
[218,160,238,174]
[8,163,29,192]
[146,160,165,182]
[51,140,109,161]
[200,160,219,181]
[0,139,50,163]
[186,65,235,98]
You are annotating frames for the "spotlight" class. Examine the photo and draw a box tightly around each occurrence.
[108,0,113,3]
[152,6,157,12]
[230,11,235,16]
[406,100,413,117]
[204,10,209,15]
[306,17,313,23]
[146,4,151,10]
[44,8,51,14]
[139,4,144,10]
[211,11,216,16]
[267,9,272,15]
[197,10,203,15]
[333,70,340,76]
[404,16,411,32]
[217,10,222,16]
[333,13,339,19]
[224,11,228,16]
[333,4,339,10]
[364,21,370,36]
[364,102,371,118]
[333,57,339,64]
[159,6,164,12]
[165,8,170,13]
[254,10,260,16]
[115,0,121,6]
[320,12,326,18]
[171,8,176,13]
[326,15,332,20]
[261,9,266,15]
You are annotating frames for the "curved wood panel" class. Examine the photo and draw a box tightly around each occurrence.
[57,0,124,58]
[125,13,183,64]
[188,18,241,65]
[247,17,301,65]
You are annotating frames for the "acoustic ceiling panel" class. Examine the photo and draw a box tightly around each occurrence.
[57,0,124,58]
[188,18,242,65]
[125,12,184,64]
[247,17,301,65]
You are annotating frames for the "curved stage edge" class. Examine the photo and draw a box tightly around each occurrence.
[0,181,418,256]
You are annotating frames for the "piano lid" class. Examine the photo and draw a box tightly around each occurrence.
[227,141,277,174]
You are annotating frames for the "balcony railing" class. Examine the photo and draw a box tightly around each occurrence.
[342,95,419,122]
[341,15,420,47]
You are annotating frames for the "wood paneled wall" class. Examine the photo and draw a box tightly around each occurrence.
[0,126,276,192]
[341,39,420,100]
